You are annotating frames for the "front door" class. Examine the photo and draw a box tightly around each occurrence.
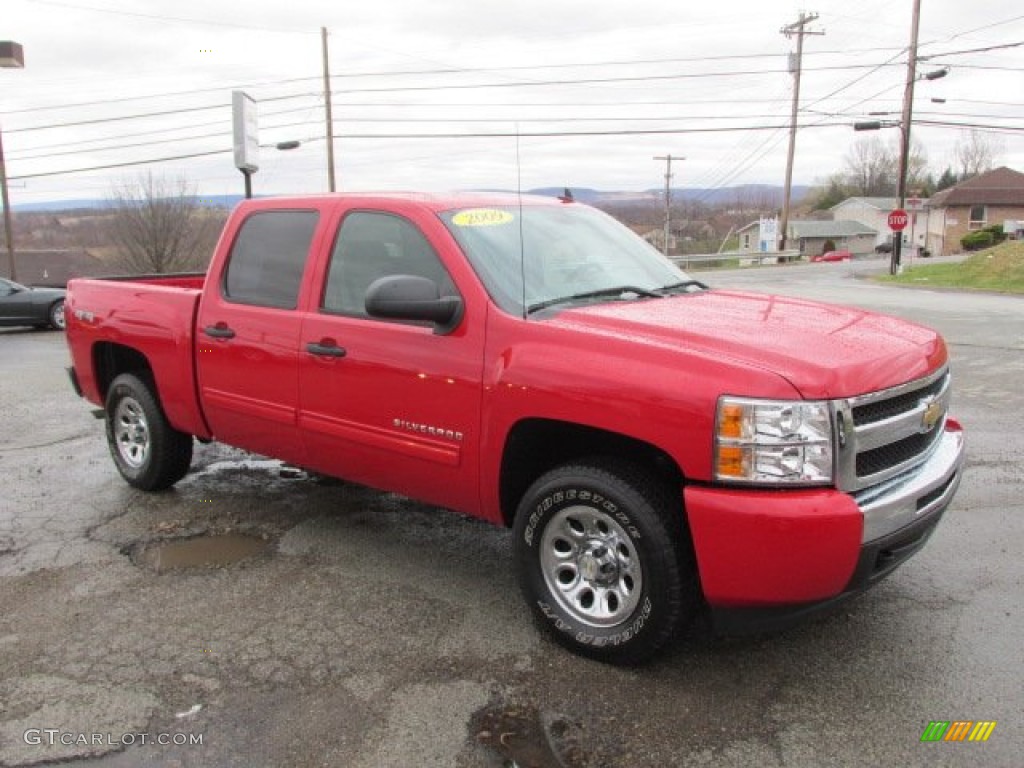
[298,209,484,514]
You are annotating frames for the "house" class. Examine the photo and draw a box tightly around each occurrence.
[737,219,877,257]
[832,196,931,255]
[925,167,1024,255]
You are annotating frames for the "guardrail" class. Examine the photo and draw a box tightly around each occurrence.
[670,250,803,271]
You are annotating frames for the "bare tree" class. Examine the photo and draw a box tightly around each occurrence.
[841,136,929,197]
[953,130,1003,180]
[844,137,895,196]
[107,173,220,274]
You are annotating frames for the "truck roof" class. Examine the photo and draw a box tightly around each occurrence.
[233,191,570,214]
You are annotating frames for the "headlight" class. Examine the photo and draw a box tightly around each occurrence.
[714,397,834,485]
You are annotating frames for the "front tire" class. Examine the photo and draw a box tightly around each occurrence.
[105,373,193,491]
[513,459,697,664]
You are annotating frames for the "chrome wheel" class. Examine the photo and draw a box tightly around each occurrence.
[539,504,643,627]
[113,396,150,469]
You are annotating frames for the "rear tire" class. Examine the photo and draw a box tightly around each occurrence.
[105,373,193,491]
[513,459,698,664]
[49,300,66,331]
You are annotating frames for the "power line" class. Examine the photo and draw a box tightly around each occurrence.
[20,0,318,34]
[9,122,854,182]
[1,77,321,115]
[5,93,316,133]
[918,40,1024,60]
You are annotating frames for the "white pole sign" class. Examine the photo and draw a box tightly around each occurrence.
[232,91,259,172]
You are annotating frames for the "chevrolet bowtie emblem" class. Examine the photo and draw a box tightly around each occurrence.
[920,396,943,433]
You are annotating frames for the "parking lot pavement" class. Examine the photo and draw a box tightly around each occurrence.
[1,266,1021,767]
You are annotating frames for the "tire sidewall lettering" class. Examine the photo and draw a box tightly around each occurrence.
[523,485,641,547]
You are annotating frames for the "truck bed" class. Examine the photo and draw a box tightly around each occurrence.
[65,273,211,438]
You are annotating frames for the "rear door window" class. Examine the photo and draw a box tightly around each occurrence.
[223,211,319,308]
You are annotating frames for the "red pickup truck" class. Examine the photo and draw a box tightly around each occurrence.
[65,193,964,663]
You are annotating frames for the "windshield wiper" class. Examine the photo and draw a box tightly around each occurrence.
[527,285,663,315]
[655,279,708,294]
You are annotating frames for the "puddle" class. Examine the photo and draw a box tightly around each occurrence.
[135,533,269,571]
[472,704,585,768]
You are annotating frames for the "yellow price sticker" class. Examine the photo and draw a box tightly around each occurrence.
[451,208,514,227]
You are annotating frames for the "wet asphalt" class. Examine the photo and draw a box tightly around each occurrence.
[0,256,1021,767]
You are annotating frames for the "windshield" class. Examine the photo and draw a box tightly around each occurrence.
[439,204,695,316]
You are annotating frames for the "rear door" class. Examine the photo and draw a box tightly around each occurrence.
[196,207,325,465]
[298,206,485,514]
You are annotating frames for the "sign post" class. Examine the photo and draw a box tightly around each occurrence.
[888,208,908,275]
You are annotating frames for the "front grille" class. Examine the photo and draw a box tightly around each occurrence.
[856,429,942,477]
[852,373,948,427]
[837,367,951,492]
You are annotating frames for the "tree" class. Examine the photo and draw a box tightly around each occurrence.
[953,129,1003,180]
[841,136,929,198]
[808,174,854,211]
[935,167,959,191]
[844,137,894,196]
[107,173,221,274]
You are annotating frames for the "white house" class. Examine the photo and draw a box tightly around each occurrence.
[832,196,930,253]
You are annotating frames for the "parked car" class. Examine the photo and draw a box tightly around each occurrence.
[0,278,66,330]
[874,241,893,254]
[811,250,852,263]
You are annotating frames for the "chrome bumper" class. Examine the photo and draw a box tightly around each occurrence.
[853,421,965,543]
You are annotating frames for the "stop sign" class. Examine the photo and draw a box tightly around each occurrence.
[888,209,909,231]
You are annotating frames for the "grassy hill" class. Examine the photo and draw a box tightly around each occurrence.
[879,241,1024,295]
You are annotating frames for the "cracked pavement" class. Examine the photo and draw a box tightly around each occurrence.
[1,260,1021,767]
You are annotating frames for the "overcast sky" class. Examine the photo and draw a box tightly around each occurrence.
[2,0,1022,204]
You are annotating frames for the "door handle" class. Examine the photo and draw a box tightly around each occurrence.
[203,323,235,339]
[306,340,347,358]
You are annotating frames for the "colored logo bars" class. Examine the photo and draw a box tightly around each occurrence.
[920,721,997,743]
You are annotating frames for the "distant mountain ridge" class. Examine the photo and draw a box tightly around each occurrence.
[13,184,809,212]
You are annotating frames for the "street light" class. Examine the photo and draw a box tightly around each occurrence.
[0,40,25,282]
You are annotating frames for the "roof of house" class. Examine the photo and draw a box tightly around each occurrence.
[831,197,899,211]
[787,220,877,238]
[928,166,1024,208]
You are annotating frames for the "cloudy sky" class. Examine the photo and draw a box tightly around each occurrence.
[2,0,1021,205]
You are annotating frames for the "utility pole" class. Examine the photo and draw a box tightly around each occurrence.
[321,27,336,192]
[0,125,15,281]
[893,0,922,275]
[779,12,823,252]
[653,154,683,257]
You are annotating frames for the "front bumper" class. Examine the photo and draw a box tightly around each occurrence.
[684,419,965,633]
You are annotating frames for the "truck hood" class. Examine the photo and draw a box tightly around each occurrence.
[547,289,946,399]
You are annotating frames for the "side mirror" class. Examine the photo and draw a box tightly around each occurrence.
[365,275,463,334]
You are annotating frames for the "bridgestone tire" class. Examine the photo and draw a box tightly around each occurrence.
[513,459,697,664]
[105,373,193,491]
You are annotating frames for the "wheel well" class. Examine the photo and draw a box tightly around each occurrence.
[92,342,153,400]
[499,418,684,527]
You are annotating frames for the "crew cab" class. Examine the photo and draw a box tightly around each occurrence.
[65,193,965,663]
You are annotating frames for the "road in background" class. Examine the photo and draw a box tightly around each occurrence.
[0,259,1020,767]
